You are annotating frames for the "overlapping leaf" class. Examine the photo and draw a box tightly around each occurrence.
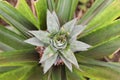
[79,20,120,46]
[16,0,39,29]
[56,0,78,24]
[0,25,33,50]
[80,0,120,36]
[35,0,47,30]
[74,55,120,80]
[0,49,37,64]
[78,0,113,25]
[78,35,120,59]
[0,1,37,37]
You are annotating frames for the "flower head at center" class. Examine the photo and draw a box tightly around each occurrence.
[50,31,69,50]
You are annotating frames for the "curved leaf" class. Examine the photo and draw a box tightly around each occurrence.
[82,0,120,36]
[16,0,39,29]
[47,10,59,33]
[0,66,34,80]
[51,66,62,80]
[79,20,120,46]
[67,69,86,80]
[69,0,78,20]
[35,0,47,30]
[0,49,38,64]
[27,66,48,80]
[0,42,14,51]
[24,37,44,47]
[73,64,120,80]
[76,55,120,72]
[78,0,113,25]
[78,35,120,59]
[47,0,55,12]
[29,30,50,44]
[0,61,37,74]
[0,1,37,37]
[0,25,33,50]
[56,0,78,24]
[72,55,120,80]
[0,66,20,74]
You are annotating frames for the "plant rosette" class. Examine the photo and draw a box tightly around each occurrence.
[25,10,91,73]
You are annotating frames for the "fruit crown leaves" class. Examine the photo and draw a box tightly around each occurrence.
[24,10,91,73]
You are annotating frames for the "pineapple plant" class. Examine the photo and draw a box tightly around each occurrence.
[0,0,120,80]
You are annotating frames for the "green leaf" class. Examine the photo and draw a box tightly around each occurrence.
[29,30,50,44]
[83,0,120,34]
[60,55,72,71]
[47,10,59,33]
[0,25,33,50]
[76,55,120,72]
[47,0,55,12]
[35,0,47,30]
[63,19,77,33]
[52,66,62,80]
[24,37,44,46]
[0,66,34,80]
[79,35,120,59]
[0,66,20,74]
[70,25,86,38]
[78,0,113,25]
[0,49,37,64]
[56,0,78,24]
[67,70,86,80]
[69,0,78,20]
[70,40,91,52]
[0,61,37,67]
[0,61,37,74]
[40,46,55,63]
[52,11,60,26]
[16,0,39,29]
[43,53,58,73]
[61,49,79,69]
[79,20,120,46]
[27,66,48,80]
[0,25,25,39]
[0,42,14,51]
[73,55,120,80]
[0,1,37,37]
[73,64,120,80]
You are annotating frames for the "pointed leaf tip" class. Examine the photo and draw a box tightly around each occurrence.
[47,10,59,33]
[63,18,77,33]
[24,37,44,46]
[60,55,72,71]
[70,40,91,52]
[43,53,58,73]
[52,11,60,26]
[61,49,79,69]
[70,25,87,38]
[28,30,50,44]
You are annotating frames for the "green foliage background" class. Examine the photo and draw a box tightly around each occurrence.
[0,0,120,80]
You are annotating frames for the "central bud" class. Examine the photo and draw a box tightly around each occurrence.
[50,29,69,50]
